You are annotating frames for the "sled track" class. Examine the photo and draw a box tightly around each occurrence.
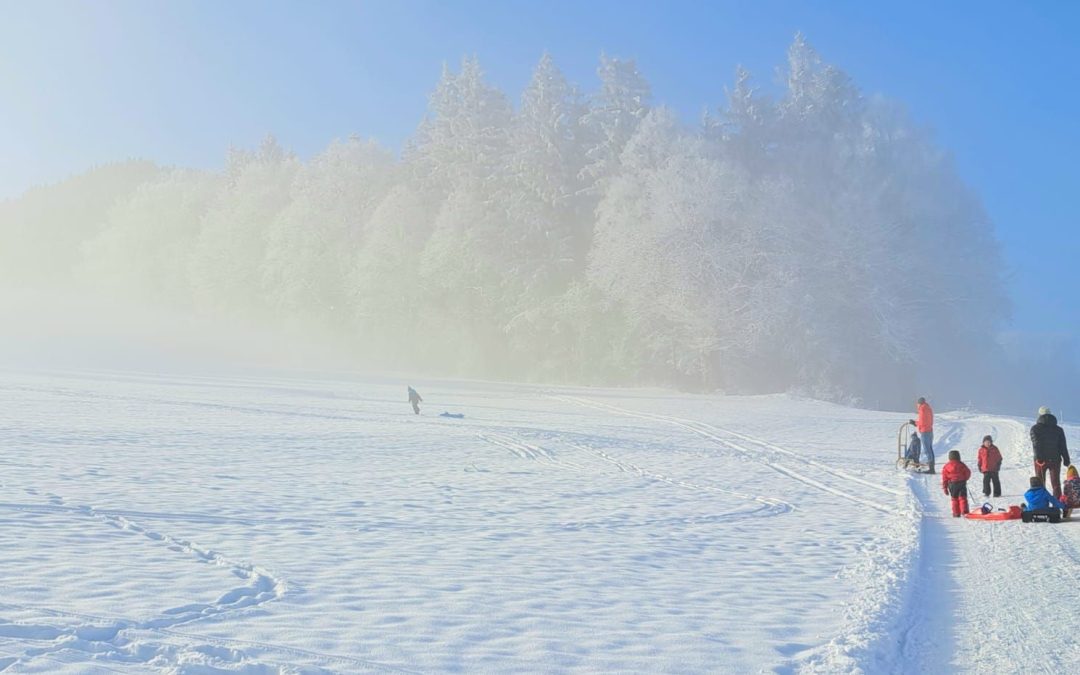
[477,431,587,471]
[562,440,793,515]
[554,395,899,514]
[477,431,793,523]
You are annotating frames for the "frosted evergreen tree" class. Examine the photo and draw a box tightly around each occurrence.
[501,53,590,302]
[579,54,652,188]
[261,137,394,324]
[405,56,512,194]
[189,135,300,316]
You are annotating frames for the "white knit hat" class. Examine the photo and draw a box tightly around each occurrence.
[1039,406,1051,416]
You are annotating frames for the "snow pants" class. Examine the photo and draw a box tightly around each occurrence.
[921,430,935,469]
[1035,459,1062,499]
[411,400,420,415]
[947,480,969,517]
[982,471,1001,498]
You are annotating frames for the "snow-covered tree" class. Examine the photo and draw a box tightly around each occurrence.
[349,184,439,365]
[0,161,162,287]
[500,54,590,297]
[589,109,786,388]
[79,169,218,305]
[580,54,652,187]
[261,137,394,323]
[405,57,512,194]
[189,135,300,316]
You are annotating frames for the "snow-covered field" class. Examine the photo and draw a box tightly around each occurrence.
[1,367,1077,674]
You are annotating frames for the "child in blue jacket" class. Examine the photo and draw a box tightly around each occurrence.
[1023,476,1066,512]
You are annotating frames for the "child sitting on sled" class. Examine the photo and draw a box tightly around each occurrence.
[1022,476,1066,519]
[941,450,972,517]
[1061,466,1080,518]
[904,429,922,468]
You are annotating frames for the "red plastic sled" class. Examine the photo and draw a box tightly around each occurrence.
[965,505,1022,521]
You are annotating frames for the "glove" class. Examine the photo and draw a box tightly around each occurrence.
[909,419,917,426]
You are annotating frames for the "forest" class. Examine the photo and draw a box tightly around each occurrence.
[4,36,1048,410]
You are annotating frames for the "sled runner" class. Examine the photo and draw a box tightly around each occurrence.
[964,505,1022,521]
[896,458,931,472]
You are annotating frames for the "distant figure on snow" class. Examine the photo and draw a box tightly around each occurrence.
[1030,406,1070,499]
[904,429,922,468]
[408,386,423,415]
[909,397,935,474]
[977,435,1003,498]
[1060,465,1080,518]
[941,449,971,517]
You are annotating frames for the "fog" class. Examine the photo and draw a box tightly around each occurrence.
[1,37,1073,414]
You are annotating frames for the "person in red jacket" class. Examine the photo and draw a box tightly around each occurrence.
[909,397,935,474]
[977,434,1003,498]
[942,449,972,517]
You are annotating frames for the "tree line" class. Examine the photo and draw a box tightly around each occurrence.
[2,36,1031,409]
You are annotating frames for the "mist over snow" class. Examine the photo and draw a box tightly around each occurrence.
[1,36,1071,413]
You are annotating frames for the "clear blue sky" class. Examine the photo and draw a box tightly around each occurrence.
[1,0,1077,344]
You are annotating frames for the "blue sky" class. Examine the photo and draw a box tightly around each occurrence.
[1,0,1077,343]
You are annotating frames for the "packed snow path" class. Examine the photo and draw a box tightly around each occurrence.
[0,368,1076,673]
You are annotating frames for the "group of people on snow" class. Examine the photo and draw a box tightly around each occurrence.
[905,397,1078,519]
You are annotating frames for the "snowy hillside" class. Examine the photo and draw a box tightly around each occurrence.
[1,367,1077,673]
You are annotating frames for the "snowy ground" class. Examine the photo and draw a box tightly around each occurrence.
[0,367,1077,674]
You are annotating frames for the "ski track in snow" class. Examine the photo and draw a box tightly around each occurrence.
[477,430,793,527]
[553,395,902,513]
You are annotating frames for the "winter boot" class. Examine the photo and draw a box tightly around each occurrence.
[926,463,935,475]
[951,498,961,517]
[959,496,969,515]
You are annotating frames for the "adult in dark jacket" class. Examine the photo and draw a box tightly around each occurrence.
[1030,406,1070,499]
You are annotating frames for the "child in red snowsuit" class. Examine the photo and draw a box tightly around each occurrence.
[977,435,1003,498]
[942,450,972,517]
